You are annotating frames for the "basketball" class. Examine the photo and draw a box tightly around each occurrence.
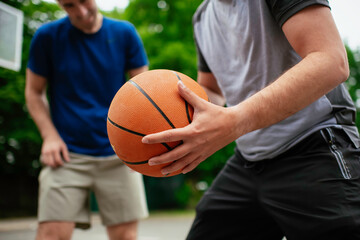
[107,69,208,177]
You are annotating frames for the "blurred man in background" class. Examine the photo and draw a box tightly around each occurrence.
[25,0,149,239]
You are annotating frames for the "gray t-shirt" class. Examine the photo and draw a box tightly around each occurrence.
[193,0,359,161]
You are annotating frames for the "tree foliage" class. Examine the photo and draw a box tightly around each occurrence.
[1,0,360,216]
[0,0,63,217]
[122,0,202,78]
[345,46,360,126]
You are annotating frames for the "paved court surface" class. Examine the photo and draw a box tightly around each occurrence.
[0,212,195,240]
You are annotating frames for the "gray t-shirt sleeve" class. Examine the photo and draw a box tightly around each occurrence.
[195,37,211,73]
[266,0,330,27]
[194,0,330,72]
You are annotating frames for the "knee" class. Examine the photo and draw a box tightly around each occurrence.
[107,221,138,240]
[119,230,137,240]
[36,222,74,240]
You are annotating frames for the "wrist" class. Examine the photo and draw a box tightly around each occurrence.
[41,128,61,141]
[229,102,256,139]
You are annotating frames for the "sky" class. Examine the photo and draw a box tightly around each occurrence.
[330,0,360,50]
[42,0,360,49]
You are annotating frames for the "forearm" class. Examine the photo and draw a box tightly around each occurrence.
[230,5,350,137]
[128,65,149,78]
[140,4,350,176]
[25,92,59,141]
[232,50,349,136]
[25,69,60,141]
[26,88,71,166]
[202,86,226,106]
[197,71,226,106]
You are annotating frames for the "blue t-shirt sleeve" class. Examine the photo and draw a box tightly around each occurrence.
[124,24,148,70]
[27,26,51,78]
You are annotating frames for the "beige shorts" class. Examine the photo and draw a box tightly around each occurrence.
[38,152,148,229]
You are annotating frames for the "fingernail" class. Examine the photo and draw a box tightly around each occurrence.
[178,81,185,89]
[148,160,155,166]
[161,170,169,175]
[142,137,148,144]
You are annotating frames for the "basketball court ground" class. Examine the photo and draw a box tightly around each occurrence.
[0,212,194,240]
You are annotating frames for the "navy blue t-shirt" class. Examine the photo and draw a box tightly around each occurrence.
[28,17,148,156]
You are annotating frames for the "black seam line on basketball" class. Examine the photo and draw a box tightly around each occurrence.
[108,117,145,137]
[185,101,191,124]
[122,159,148,165]
[129,80,176,129]
[107,117,173,150]
[172,71,182,81]
[162,143,173,151]
[171,71,192,124]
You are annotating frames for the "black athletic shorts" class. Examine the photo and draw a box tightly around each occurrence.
[186,127,360,240]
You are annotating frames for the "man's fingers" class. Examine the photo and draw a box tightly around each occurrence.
[148,143,189,166]
[41,151,64,168]
[41,154,56,168]
[182,157,204,174]
[178,80,207,109]
[142,126,189,144]
[61,146,70,162]
[54,151,65,166]
[160,153,202,175]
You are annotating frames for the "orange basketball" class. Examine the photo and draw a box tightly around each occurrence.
[107,69,208,177]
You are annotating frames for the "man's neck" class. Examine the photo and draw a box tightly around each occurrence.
[80,12,103,34]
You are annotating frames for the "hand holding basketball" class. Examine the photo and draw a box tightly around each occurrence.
[141,76,243,176]
[107,69,208,177]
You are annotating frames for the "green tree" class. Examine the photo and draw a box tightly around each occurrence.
[123,0,201,78]
[0,0,62,218]
[345,46,360,125]
[2,0,360,217]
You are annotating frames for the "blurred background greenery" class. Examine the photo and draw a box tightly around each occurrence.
[1,0,359,218]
